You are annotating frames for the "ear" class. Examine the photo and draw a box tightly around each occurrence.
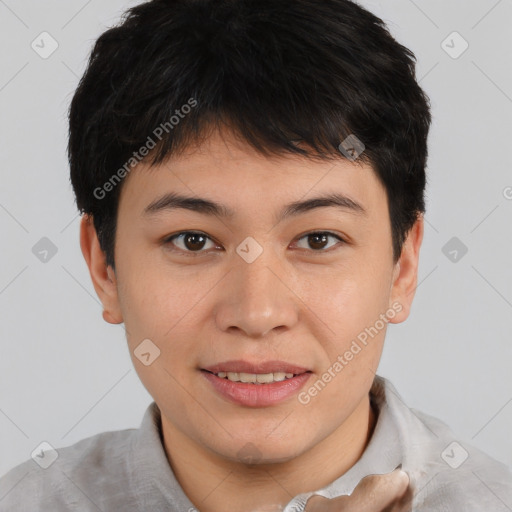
[79,214,123,324]
[388,215,424,324]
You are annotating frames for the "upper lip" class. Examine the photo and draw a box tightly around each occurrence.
[202,360,310,375]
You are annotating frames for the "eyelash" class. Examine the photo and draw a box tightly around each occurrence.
[162,231,346,256]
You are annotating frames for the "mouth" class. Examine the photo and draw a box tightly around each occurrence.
[202,369,302,384]
[200,360,312,407]
[201,360,311,383]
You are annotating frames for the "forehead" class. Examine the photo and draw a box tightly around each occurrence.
[118,128,387,217]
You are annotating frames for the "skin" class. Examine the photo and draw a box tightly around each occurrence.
[305,469,412,511]
[81,128,423,512]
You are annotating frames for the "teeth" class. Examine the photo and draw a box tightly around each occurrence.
[256,373,274,383]
[215,371,296,383]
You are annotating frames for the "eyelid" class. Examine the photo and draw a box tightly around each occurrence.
[292,231,345,252]
[163,231,221,254]
[163,230,346,255]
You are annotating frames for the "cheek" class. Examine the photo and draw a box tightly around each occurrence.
[304,260,392,345]
[116,253,200,336]
[313,264,391,403]
[118,269,203,408]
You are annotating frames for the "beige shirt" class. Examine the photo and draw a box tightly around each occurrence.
[1,375,511,511]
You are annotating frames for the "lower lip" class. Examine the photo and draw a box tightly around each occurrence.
[201,371,311,407]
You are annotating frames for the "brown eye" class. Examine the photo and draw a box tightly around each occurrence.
[165,232,216,253]
[182,233,207,251]
[295,232,344,251]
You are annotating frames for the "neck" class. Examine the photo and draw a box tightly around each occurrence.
[162,395,376,512]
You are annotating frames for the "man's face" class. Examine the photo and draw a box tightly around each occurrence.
[96,129,417,463]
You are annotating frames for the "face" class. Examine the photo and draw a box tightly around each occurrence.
[83,128,422,465]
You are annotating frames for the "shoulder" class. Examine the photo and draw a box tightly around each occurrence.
[0,426,137,512]
[373,378,512,510]
[409,408,512,510]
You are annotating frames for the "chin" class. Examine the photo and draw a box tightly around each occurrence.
[218,438,306,466]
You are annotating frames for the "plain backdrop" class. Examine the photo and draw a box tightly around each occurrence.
[0,0,511,477]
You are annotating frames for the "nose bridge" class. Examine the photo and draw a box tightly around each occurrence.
[215,243,299,338]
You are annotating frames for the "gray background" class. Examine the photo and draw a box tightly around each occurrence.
[0,0,511,477]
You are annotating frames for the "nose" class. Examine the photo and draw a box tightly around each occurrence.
[214,251,300,339]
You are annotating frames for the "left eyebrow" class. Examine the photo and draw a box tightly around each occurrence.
[142,191,367,221]
[280,193,367,220]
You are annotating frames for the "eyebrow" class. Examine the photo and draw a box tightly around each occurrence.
[143,191,367,222]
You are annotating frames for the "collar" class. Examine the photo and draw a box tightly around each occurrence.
[128,375,408,512]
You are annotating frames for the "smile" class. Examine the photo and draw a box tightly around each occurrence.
[201,368,312,407]
[213,371,296,384]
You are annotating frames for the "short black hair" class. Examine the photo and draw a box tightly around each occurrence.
[68,0,431,269]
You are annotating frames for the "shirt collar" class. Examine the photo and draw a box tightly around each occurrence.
[128,375,406,511]
[282,375,405,511]
[128,401,196,511]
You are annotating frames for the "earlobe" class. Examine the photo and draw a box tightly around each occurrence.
[79,214,123,324]
[388,215,424,324]
[102,309,120,323]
